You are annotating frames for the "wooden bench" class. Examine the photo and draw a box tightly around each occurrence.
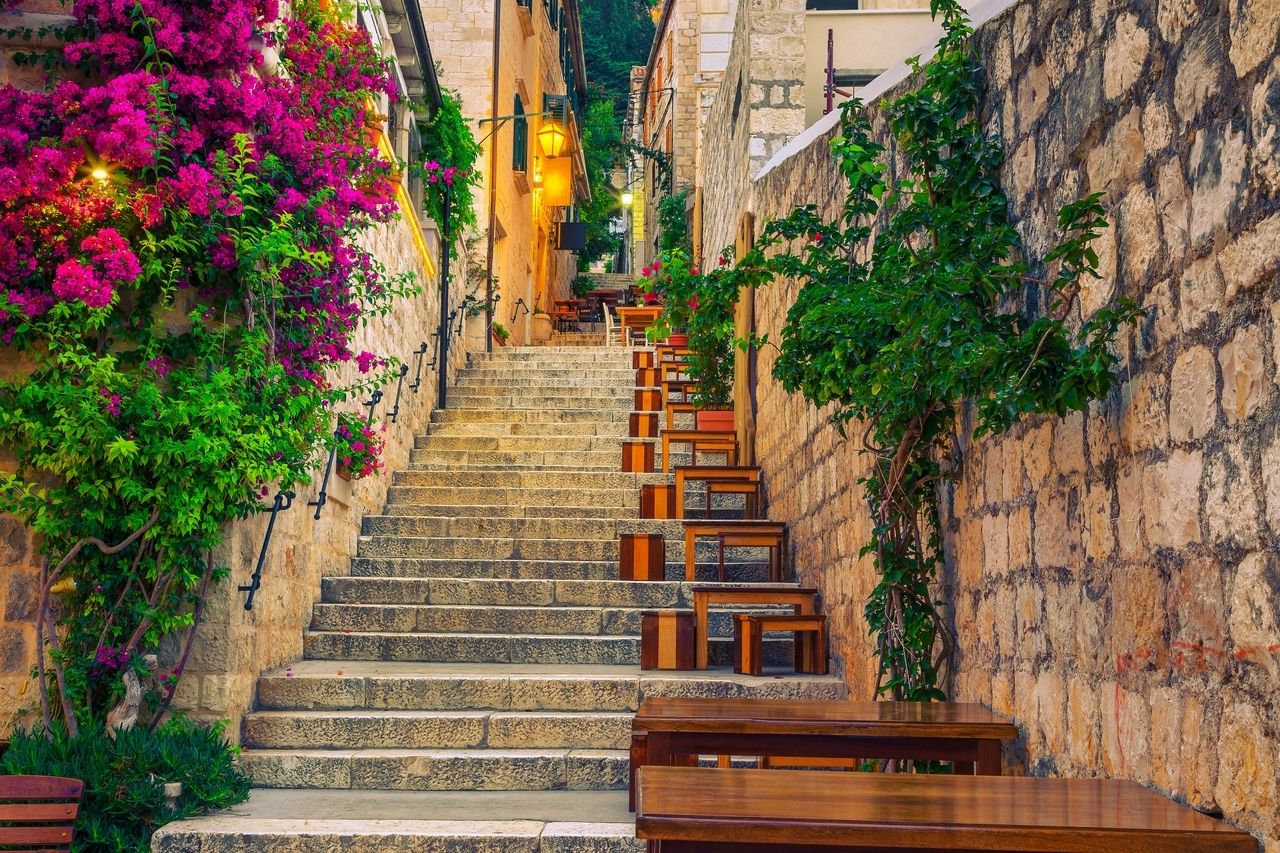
[706,479,762,519]
[635,766,1259,852]
[692,585,816,669]
[684,521,786,583]
[662,429,738,472]
[0,775,84,852]
[734,613,826,676]
[666,401,698,430]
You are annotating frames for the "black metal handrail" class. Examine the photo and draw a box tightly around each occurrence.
[409,341,428,392]
[509,297,530,323]
[239,490,295,610]
[388,364,410,423]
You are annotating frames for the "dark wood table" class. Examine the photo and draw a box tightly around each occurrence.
[692,585,816,669]
[683,520,787,582]
[635,766,1260,852]
[635,698,1016,781]
[662,429,738,473]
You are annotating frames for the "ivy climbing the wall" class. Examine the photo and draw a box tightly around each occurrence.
[730,0,1140,701]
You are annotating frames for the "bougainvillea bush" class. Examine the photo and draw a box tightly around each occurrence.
[334,411,386,480]
[0,0,416,743]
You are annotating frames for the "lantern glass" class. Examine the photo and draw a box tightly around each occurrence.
[538,120,568,158]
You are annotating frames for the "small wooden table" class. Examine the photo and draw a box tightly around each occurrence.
[663,429,738,473]
[635,766,1259,852]
[674,465,761,518]
[734,613,827,676]
[666,401,698,430]
[683,520,787,582]
[618,306,663,344]
[662,378,698,410]
[691,585,816,669]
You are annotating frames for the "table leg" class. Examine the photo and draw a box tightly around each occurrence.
[685,530,696,582]
[662,433,671,473]
[675,470,685,519]
[695,596,709,669]
[976,739,1002,775]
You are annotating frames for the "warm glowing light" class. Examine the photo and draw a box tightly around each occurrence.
[91,167,110,182]
[621,191,633,207]
[543,157,572,207]
[537,119,568,159]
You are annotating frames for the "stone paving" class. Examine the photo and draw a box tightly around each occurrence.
[153,345,845,852]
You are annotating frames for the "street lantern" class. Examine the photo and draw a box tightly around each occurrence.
[537,118,568,158]
[621,191,633,207]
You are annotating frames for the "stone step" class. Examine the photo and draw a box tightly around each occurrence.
[254,662,847,712]
[302,631,793,667]
[347,557,767,583]
[409,449,623,468]
[450,397,633,411]
[321,577,697,608]
[454,377,637,390]
[423,422,630,438]
[350,558,619,580]
[432,409,631,424]
[450,385,634,398]
[414,436,627,452]
[382,504,641,520]
[385,486,636,508]
[357,532,775,568]
[391,470,663,489]
[360,516,674,541]
[244,710,634,750]
[309,603,781,637]
[408,461,627,474]
[237,746,630,791]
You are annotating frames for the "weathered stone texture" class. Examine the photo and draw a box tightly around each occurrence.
[721,0,1280,843]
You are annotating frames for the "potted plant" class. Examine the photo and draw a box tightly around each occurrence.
[530,307,552,344]
[334,411,385,480]
[491,322,511,346]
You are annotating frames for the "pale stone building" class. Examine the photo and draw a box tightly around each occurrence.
[420,0,592,347]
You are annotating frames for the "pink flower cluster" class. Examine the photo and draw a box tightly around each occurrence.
[334,411,386,479]
[0,0,403,393]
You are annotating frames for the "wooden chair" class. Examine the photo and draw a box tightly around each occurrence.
[691,585,816,669]
[683,520,786,582]
[0,775,84,852]
[716,528,786,581]
[661,429,738,472]
[704,478,762,519]
[674,465,761,519]
[734,613,828,676]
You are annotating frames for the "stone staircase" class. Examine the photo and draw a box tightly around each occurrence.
[153,345,845,853]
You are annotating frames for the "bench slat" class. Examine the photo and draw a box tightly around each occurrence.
[0,777,83,800]
[636,766,1258,852]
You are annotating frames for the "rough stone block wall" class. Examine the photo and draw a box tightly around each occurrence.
[741,0,1280,844]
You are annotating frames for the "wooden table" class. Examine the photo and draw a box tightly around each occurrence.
[618,306,663,344]
[662,429,738,472]
[663,378,698,411]
[675,465,761,518]
[692,585,816,669]
[634,699,1017,783]
[635,766,1259,852]
[684,520,787,582]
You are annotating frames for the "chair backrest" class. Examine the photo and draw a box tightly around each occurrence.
[0,775,84,852]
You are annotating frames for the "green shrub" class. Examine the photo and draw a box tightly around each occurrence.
[0,717,250,853]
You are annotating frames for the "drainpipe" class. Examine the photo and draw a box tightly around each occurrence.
[484,0,503,354]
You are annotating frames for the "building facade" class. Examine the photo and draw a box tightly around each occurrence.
[421,0,591,347]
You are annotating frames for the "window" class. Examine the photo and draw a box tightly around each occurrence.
[512,96,528,173]
[547,0,560,28]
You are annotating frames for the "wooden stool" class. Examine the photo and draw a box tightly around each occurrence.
[630,411,659,438]
[635,367,660,387]
[703,478,762,519]
[622,440,655,472]
[633,350,656,369]
[734,613,828,677]
[620,533,666,580]
[717,530,784,581]
[641,483,678,519]
[634,388,661,411]
[641,610,696,670]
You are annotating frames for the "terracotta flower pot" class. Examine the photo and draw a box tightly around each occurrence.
[695,408,735,431]
[666,334,689,346]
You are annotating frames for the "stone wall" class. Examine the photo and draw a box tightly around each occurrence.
[722,0,1280,844]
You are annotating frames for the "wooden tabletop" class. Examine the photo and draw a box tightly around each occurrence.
[635,767,1259,851]
[636,699,1018,740]
[683,520,786,533]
